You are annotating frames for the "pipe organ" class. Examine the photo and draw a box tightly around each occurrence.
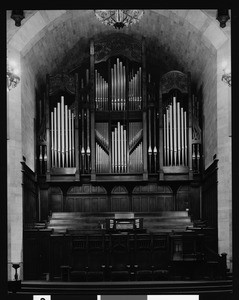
[163,97,188,167]
[50,96,75,168]
[38,38,202,183]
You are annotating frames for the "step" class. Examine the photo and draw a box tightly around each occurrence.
[51,211,189,218]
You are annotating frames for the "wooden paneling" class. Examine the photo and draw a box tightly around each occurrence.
[65,196,108,212]
[132,184,173,212]
[189,183,200,220]
[49,233,71,280]
[49,186,63,212]
[65,184,108,212]
[23,229,226,281]
[111,196,130,212]
[132,195,174,212]
[23,229,52,280]
[176,185,190,211]
[202,160,218,229]
[39,188,49,222]
[22,161,38,226]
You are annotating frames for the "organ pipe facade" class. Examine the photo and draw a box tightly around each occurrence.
[163,96,188,167]
[50,96,75,168]
[38,38,201,183]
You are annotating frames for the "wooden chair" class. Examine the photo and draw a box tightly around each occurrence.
[151,233,170,280]
[132,233,154,281]
[87,234,107,281]
[69,235,88,282]
[108,233,131,281]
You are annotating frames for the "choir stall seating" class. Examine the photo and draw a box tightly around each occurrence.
[46,211,193,234]
[24,212,227,281]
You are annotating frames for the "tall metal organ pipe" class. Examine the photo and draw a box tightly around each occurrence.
[50,96,75,168]
[110,122,127,173]
[163,96,188,166]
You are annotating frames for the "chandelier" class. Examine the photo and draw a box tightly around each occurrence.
[7,60,20,91]
[94,10,144,29]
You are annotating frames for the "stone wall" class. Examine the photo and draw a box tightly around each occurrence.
[21,57,36,171]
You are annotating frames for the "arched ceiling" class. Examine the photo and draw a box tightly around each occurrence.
[7,10,230,88]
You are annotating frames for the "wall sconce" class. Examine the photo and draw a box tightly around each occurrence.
[11,10,25,27]
[7,60,20,91]
[221,61,231,87]
[216,9,230,28]
[221,62,231,87]
[222,70,231,87]
[12,263,20,281]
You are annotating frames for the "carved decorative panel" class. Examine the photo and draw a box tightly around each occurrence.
[49,74,76,95]
[111,186,128,194]
[67,184,107,195]
[160,71,188,94]
[94,33,141,63]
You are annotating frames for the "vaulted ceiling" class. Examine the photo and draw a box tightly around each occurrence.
[7,10,231,88]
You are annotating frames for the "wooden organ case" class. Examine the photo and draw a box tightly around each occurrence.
[36,33,202,217]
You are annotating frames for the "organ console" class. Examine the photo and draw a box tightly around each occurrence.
[37,36,202,182]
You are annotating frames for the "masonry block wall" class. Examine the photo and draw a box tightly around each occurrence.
[21,57,37,172]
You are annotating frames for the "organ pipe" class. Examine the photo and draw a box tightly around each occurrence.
[112,132,115,172]
[181,107,185,165]
[177,102,181,165]
[166,109,169,166]
[123,66,126,110]
[173,97,177,165]
[110,122,127,173]
[61,97,65,167]
[114,126,118,172]
[81,109,85,171]
[163,113,166,166]
[121,125,124,172]
[50,96,75,168]
[169,104,173,165]
[184,111,187,166]
[51,111,54,166]
[65,105,68,167]
[54,108,57,167]
[109,58,141,111]
[148,108,152,172]
[39,145,43,174]
[68,110,72,167]
[196,144,200,172]
[57,102,61,166]
[163,97,188,167]
[95,70,109,111]
[86,109,91,172]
